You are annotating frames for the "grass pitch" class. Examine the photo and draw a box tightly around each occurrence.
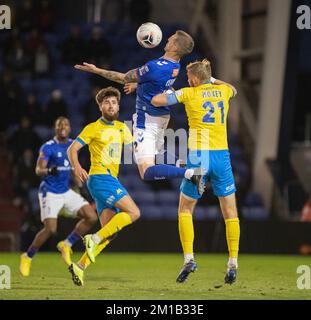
[0,253,310,300]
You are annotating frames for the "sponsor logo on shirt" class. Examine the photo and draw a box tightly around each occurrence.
[138,65,149,76]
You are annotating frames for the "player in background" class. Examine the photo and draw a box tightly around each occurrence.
[151,59,240,285]
[74,30,208,195]
[67,87,140,286]
[19,117,98,277]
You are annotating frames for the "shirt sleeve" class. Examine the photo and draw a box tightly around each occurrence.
[123,124,133,145]
[174,88,191,104]
[137,61,157,83]
[225,85,235,100]
[38,144,52,161]
[76,124,94,146]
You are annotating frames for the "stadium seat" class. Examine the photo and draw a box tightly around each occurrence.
[242,206,269,220]
[139,205,164,220]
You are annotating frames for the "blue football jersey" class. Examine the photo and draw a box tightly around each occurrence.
[38,138,73,194]
[136,57,180,117]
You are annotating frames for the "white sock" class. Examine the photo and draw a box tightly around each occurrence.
[184,254,194,264]
[91,233,101,245]
[64,239,72,247]
[77,263,85,271]
[184,169,194,180]
[228,257,238,269]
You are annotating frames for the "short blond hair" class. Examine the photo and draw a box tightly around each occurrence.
[175,30,194,57]
[95,86,121,106]
[186,59,212,82]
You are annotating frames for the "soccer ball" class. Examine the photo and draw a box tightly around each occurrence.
[136,22,162,48]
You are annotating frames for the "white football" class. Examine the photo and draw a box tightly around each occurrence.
[136,22,162,48]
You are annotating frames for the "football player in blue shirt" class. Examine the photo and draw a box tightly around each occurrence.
[19,117,97,277]
[75,30,206,194]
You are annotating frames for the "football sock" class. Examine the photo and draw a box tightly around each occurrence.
[225,218,240,266]
[143,165,187,181]
[93,212,132,243]
[26,246,38,259]
[64,231,81,247]
[178,212,194,262]
[78,239,110,270]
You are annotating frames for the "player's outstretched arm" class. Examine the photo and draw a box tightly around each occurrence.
[212,77,237,97]
[74,62,126,84]
[151,93,168,107]
[74,62,138,85]
[67,140,89,183]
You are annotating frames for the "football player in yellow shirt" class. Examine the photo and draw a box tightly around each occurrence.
[67,87,140,286]
[152,59,240,285]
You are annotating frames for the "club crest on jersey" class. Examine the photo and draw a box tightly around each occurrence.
[57,152,62,158]
[172,69,179,77]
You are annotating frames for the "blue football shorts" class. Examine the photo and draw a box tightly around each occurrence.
[180,150,236,199]
[87,174,128,216]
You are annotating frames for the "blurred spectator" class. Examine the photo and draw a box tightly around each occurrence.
[16,0,38,32]
[13,148,40,199]
[44,90,68,126]
[4,39,33,76]
[81,86,101,125]
[33,43,52,76]
[85,26,112,67]
[0,70,22,129]
[102,0,127,23]
[129,0,152,27]
[20,93,44,125]
[61,25,86,65]
[3,29,22,58]
[8,117,42,161]
[37,0,56,32]
[301,194,311,221]
[26,29,45,55]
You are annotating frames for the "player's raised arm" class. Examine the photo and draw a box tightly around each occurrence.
[67,140,89,183]
[211,77,238,97]
[74,62,138,85]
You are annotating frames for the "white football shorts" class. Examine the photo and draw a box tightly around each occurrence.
[38,189,89,222]
[132,112,170,161]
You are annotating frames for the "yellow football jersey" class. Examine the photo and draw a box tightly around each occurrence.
[76,118,133,177]
[175,83,233,150]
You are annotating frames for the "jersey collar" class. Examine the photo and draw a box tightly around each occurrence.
[53,136,70,144]
[204,80,212,84]
[100,117,115,126]
[161,56,180,63]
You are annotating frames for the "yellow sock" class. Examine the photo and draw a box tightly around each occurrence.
[78,239,110,269]
[225,218,240,258]
[97,212,132,241]
[178,212,194,255]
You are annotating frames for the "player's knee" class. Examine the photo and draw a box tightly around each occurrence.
[129,208,141,222]
[222,207,238,219]
[83,206,98,224]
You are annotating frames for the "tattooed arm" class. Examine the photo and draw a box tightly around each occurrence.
[74,62,138,84]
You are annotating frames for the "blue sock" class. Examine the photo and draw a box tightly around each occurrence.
[143,165,186,181]
[26,247,38,259]
[65,231,81,247]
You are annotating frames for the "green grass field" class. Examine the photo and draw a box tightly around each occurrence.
[0,253,310,300]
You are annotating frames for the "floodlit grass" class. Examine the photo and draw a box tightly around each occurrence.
[0,253,310,300]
